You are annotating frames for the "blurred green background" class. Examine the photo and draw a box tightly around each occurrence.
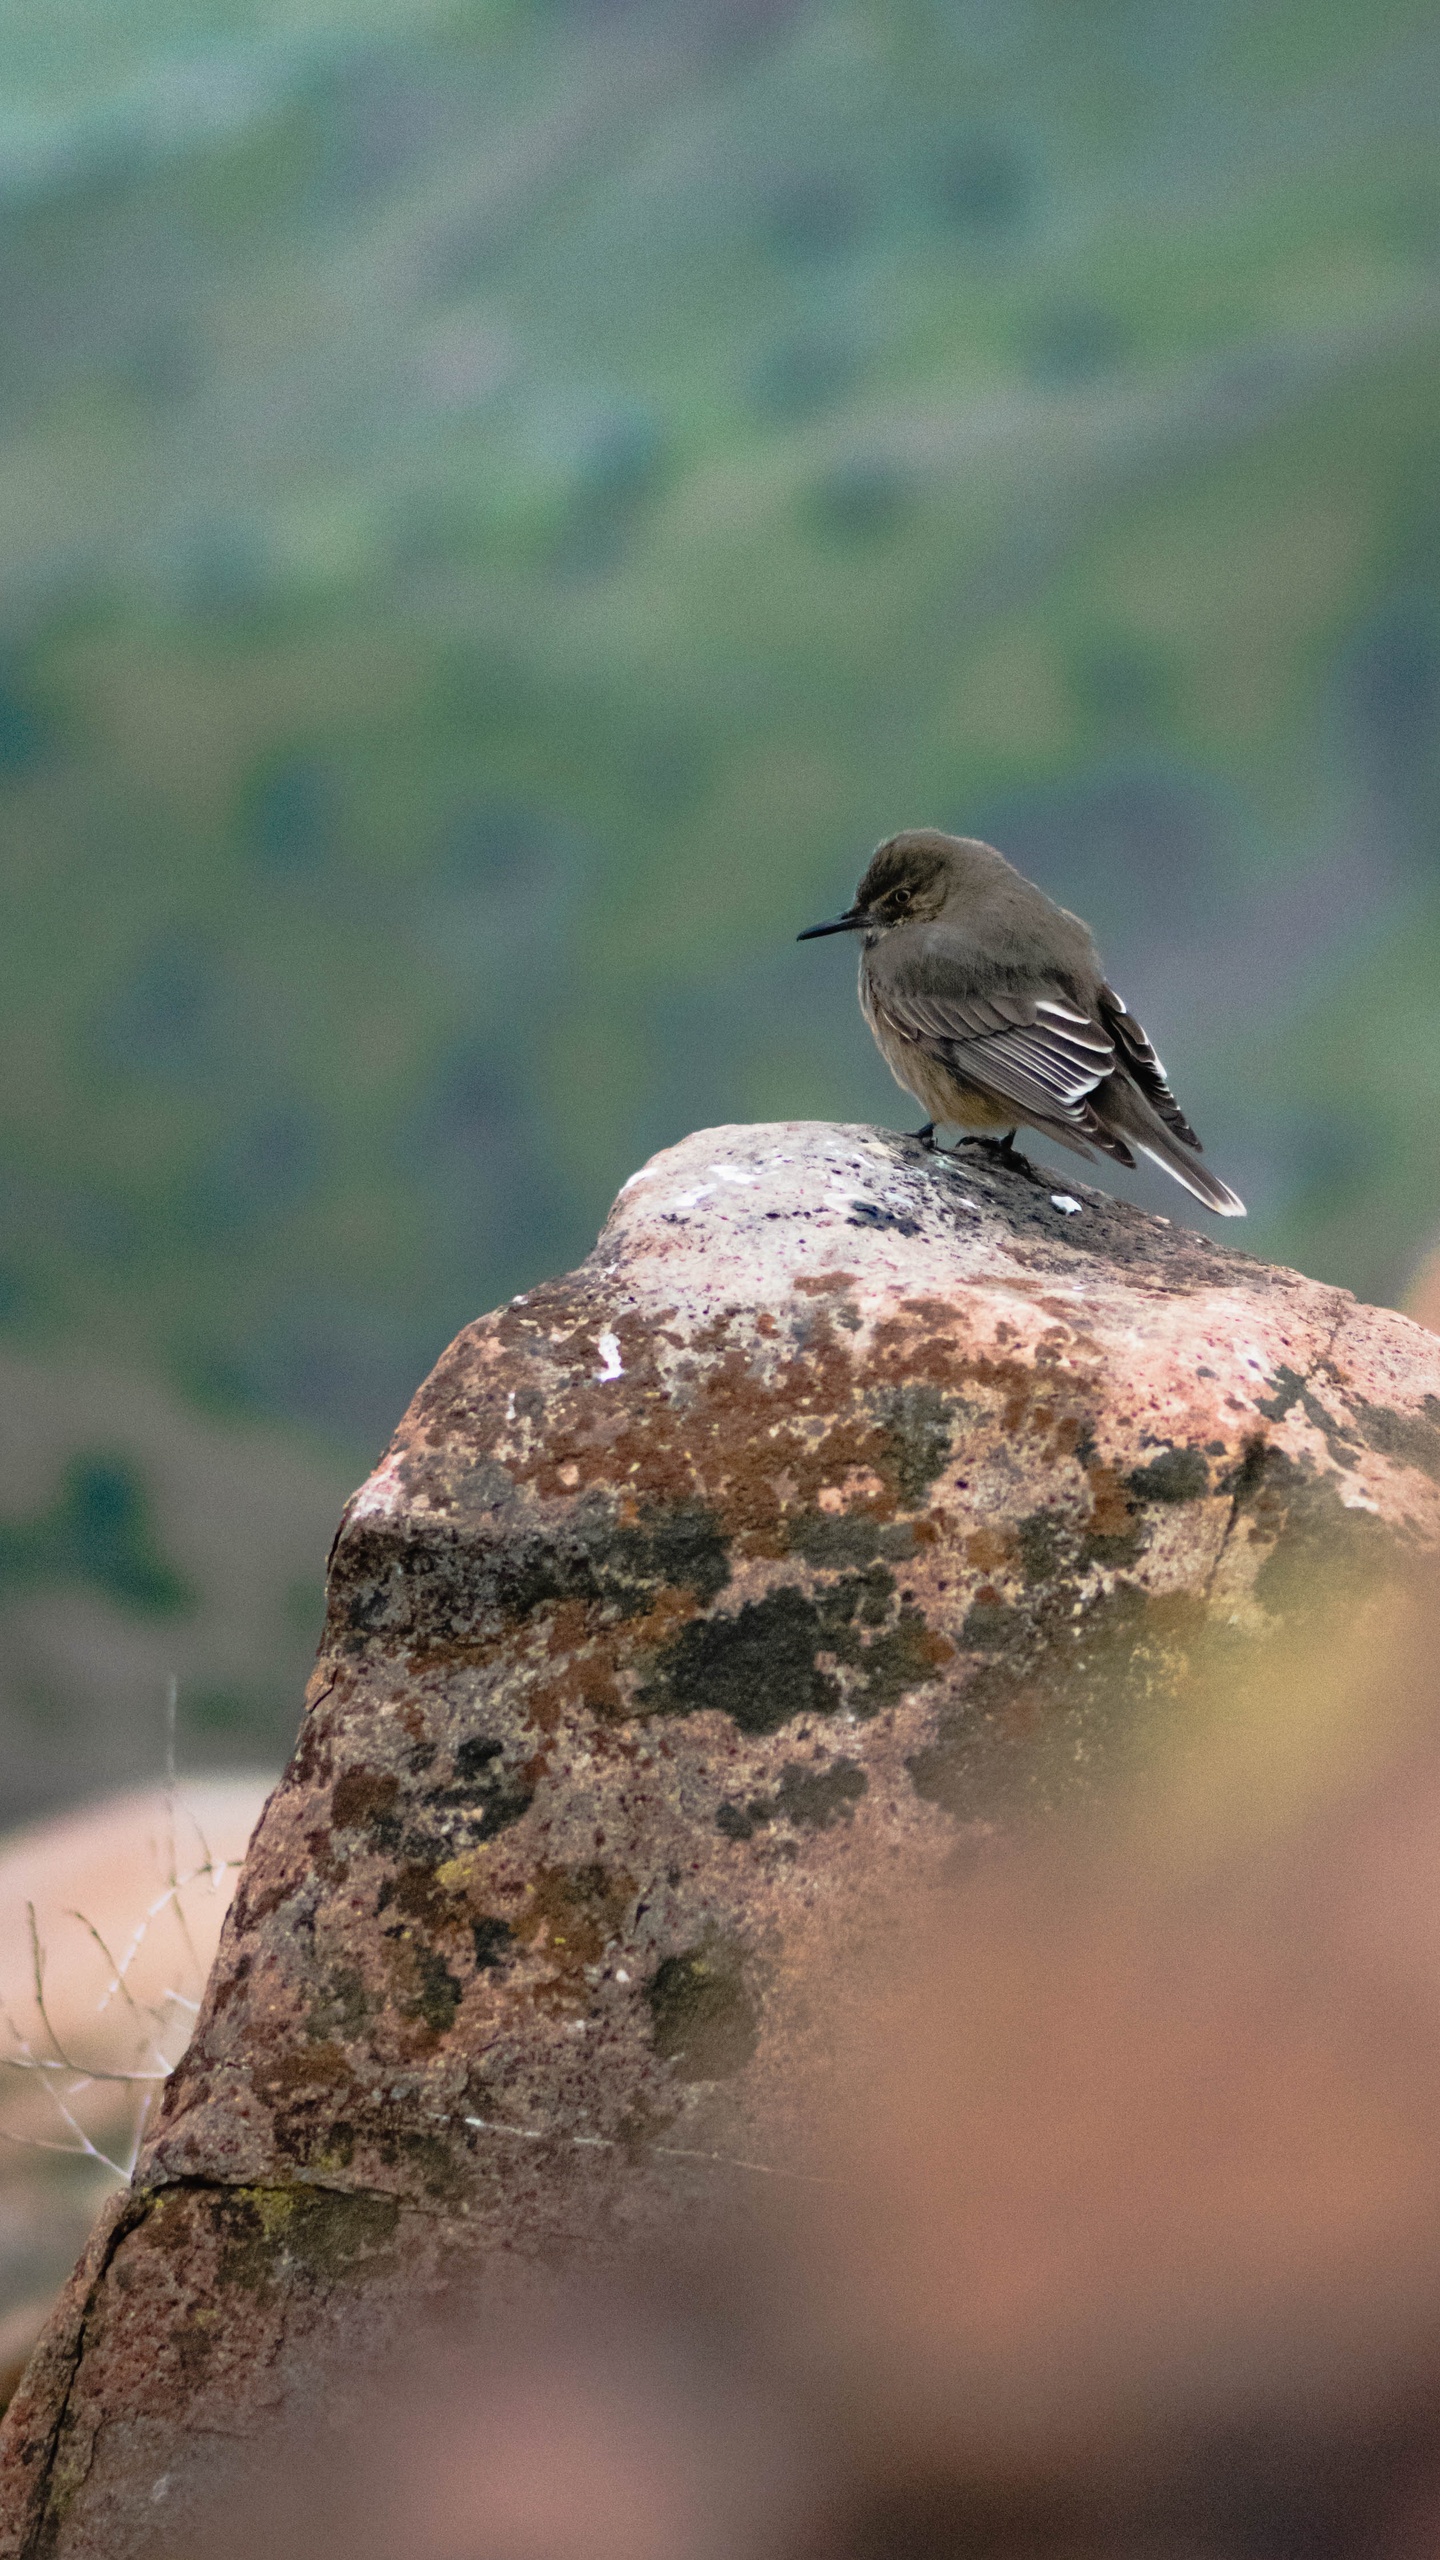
[0,0,1438,1821]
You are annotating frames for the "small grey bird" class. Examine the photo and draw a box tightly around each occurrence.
[798,828,1244,1217]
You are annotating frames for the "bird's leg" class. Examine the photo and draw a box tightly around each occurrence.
[954,1129,1043,1182]
[994,1128,1038,1177]
[910,1122,938,1152]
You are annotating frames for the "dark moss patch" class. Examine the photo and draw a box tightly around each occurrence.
[1126,1445,1210,1503]
[377,1862,456,1926]
[910,1583,1207,1824]
[1255,1366,1308,1423]
[383,1932,464,2035]
[424,1734,534,1842]
[647,1944,758,2079]
[334,1741,533,1882]
[1245,1361,1434,1484]
[835,1561,898,1628]
[1253,1368,1377,1472]
[639,1584,842,1732]
[471,1914,513,1969]
[331,1766,401,1847]
[1304,1400,1363,1467]
[1352,1394,1440,1484]
[449,1455,521,1514]
[605,1501,732,1605]
[336,1498,732,1656]
[217,2186,400,2295]
[787,1511,919,1569]
[640,1568,946,1733]
[850,1606,951,1708]
[960,1596,1029,1654]
[395,2129,469,2205]
[1081,1521,1144,1568]
[1243,1448,1405,1613]
[1017,1502,1142,1578]
[1017,1511,1069,1585]
[411,1946,464,2032]
[454,1734,503,1781]
[716,1794,778,1836]
[305,1962,370,2044]
[914,1423,1419,1826]
[715,1801,755,1840]
[776,1756,867,1828]
[278,2186,400,2282]
[870,1381,955,1506]
[1220,1437,1269,1501]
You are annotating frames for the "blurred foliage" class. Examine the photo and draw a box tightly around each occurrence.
[0,1455,190,1614]
[0,0,1437,1457]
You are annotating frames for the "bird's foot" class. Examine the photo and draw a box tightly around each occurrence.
[954,1131,1043,1183]
[910,1122,938,1152]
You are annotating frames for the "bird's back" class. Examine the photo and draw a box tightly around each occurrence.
[867,862,1102,1010]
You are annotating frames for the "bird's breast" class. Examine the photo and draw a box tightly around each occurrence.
[858,966,1012,1130]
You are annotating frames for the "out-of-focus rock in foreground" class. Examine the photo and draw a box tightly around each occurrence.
[6,1121,1440,2558]
[193,1589,1440,2560]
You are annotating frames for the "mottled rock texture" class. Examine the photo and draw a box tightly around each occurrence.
[6,1121,1440,2557]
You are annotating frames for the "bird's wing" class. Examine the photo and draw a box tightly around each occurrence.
[1096,985,1201,1150]
[872,975,1119,1132]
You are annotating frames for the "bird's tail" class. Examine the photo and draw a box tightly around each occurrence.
[1136,1133,1246,1218]
[1103,1088,1246,1218]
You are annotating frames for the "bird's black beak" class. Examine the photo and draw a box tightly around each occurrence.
[797,906,864,941]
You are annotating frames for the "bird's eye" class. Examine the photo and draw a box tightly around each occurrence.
[891,887,911,911]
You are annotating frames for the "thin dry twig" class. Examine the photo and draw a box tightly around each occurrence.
[64,1909,162,2032]
[91,1869,220,2021]
[10,1905,174,2083]
[161,1674,205,1989]
[0,2122,128,2174]
[28,1903,66,2067]
[0,2054,170,2086]
[0,1678,229,2188]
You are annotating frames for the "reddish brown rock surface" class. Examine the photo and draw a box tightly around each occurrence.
[6,1120,1440,2557]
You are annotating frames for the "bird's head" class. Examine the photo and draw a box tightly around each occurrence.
[797,829,985,944]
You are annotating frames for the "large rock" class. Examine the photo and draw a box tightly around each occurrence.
[6,1121,1440,2556]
